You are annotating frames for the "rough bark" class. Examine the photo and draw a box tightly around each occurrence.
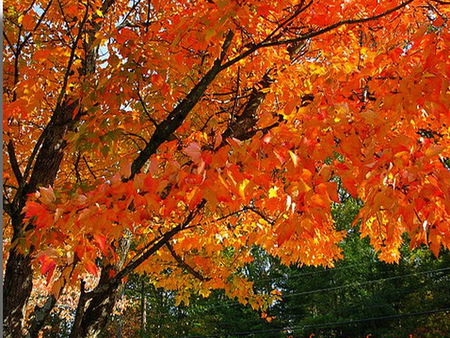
[3,214,33,338]
[3,101,82,337]
[3,0,116,333]
[80,289,120,337]
[222,72,274,141]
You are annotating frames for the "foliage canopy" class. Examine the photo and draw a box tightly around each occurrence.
[3,0,450,336]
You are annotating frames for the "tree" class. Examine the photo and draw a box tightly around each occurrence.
[3,0,450,336]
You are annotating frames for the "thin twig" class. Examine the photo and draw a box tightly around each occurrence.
[136,85,159,126]
[82,156,98,180]
[55,0,90,109]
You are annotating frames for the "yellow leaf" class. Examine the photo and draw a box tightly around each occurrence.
[288,150,299,167]
[298,178,311,193]
[268,186,278,198]
[425,145,444,157]
[239,179,250,200]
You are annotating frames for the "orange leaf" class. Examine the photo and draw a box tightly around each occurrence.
[94,234,108,255]
[276,220,295,246]
[85,260,99,275]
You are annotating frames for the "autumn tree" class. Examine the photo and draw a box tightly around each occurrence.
[3,0,450,336]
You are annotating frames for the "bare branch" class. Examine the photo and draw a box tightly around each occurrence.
[13,126,46,206]
[246,206,275,225]
[18,0,54,52]
[112,199,206,283]
[57,0,75,42]
[136,86,159,126]
[116,0,143,29]
[55,0,90,109]
[12,0,54,101]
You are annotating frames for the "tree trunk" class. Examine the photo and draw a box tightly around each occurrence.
[79,284,121,337]
[3,215,33,338]
[3,2,114,335]
[3,102,80,336]
[69,275,121,338]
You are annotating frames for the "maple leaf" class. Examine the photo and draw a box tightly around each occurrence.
[37,255,56,282]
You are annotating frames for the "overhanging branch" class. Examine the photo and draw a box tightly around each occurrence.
[220,0,416,70]
[166,242,210,282]
[103,199,207,286]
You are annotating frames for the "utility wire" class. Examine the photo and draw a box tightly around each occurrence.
[282,282,450,315]
[185,307,450,337]
[248,260,449,284]
[282,266,450,298]
[198,266,450,311]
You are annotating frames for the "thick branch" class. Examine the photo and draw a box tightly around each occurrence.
[113,199,206,282]
[7,140,23,184]
[222,71,274,141]
[128,31,235,179]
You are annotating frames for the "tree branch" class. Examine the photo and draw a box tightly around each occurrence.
[221,0,416,71]
[128,30,235,179]
[82,156,98,180]
[136,86,159,127]
[7,140,23,184]
[111,199,206,284]
[57,0,75,42]
[166,242,210,282]
[55,0,90,109]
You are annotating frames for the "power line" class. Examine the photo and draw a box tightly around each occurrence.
[247,262,371,283]
[279,266,450,299]
[248,260,449,284]
[199,266,450,310]
[281,282,450,315]
[186,307,450,337]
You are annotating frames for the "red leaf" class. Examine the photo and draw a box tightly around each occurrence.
[38,255,56,282]
[184,142,202,163]
[24,201,52,229]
